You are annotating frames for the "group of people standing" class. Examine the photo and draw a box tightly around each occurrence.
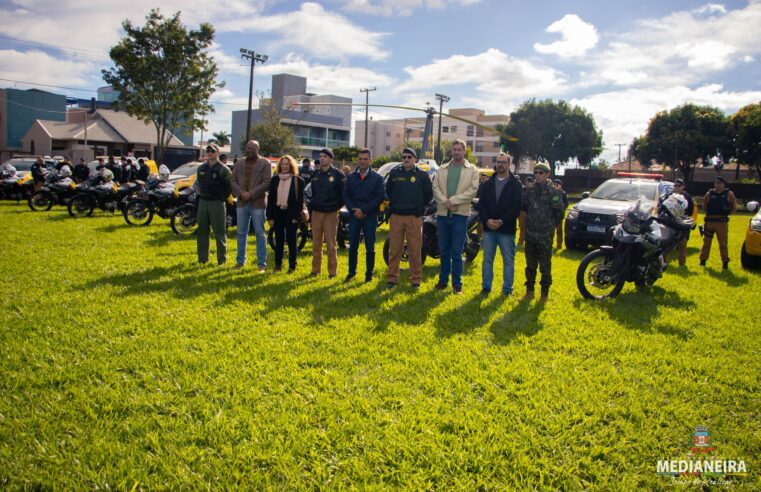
[194,139,568,303]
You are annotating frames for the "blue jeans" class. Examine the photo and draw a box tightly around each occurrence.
[236,206,267,267]
[481,230,516,294]
[348,214,378,279]
[437,214,468,288]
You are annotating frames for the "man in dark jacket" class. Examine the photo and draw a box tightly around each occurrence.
[310,148,345,278]
[700,176,736,269]
[342,148,386,283]
[299,158,314,186]
[73,158,90,182]
[106,156,122,184]
[136,158,151,181]
[385,147,433,288]
[477,152,523,296]
[30,157,48,191]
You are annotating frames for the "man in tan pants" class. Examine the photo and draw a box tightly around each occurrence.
[385,148,433,288]
[700,176,736,269]
[309,148,345,278]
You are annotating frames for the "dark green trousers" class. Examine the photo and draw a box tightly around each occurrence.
[524,237,553,293]
[197,199,227,265]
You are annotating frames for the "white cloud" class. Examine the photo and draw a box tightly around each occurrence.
[397,48,567,99]
[344,0,480,17]
[217,2,389,61]
[534,14,599,58]
[674,40,737,69]
[0,50,99,90]
[693,3,727,15]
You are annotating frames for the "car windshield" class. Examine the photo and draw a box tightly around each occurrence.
[591,180,658,201]
[5,159,35,171]
[172,164,200,177]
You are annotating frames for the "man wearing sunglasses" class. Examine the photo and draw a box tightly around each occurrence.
[521,162,565,303]
[194,143,232,265]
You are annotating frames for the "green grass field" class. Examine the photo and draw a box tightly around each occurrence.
[0,201,759,489]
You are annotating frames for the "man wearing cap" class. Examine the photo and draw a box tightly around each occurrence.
[432,139,480,294]
[521,162,565,303]
[476,152,523,296]
[310,148,345,278]
[342,148,385,283]
[552,179,569,249]
[231,140,271,272]
[299,158,314,186]
[194,143,232,265]
[665,179,694,266]
[385,147,433,289]
[700,176,736,269]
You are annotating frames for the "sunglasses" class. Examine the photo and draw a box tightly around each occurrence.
[402,155,415,159]
[206,147,217,153]
[534,170,546,175]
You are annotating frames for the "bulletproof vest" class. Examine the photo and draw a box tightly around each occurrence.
[389,166,426,213]
[706,189,731,216]
[196,162,227,200]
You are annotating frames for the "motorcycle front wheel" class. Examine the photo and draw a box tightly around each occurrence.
[576,248,625,300]
[123,199,154,226]
[382,237,428,266]
[170,204,198,235]
[68,195,94,217]
[28,190,54,211]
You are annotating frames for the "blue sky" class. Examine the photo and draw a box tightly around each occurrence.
[1,0,760,162]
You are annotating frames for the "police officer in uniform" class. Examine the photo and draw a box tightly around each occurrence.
[700,176,736,269]
[385,147,433,289]
[299,158,314,186]
[30,157,48,191]
[136,158,151,181]
[73,158,90,183]
[106,156,123,184]
[521,162,565,303]
[666,179,694,266]
[194,143,232,265]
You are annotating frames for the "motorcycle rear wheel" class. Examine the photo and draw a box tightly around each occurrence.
[28,191,54,211]
[170,204,198,235]
[123,199,154,226]
[68,195,94,217]
[576,248,625,300]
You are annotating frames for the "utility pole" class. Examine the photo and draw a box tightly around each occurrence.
[240,49,268,147]
[360,87,376,148]
[435,93,450,163]
[616,143,625,164]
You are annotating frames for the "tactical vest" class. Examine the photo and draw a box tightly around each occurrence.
[389,166,426,215]
[705,189,731,216]
[197,162,227,200]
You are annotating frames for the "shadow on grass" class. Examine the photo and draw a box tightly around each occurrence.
[573,285,697,340]
[704,266,749,287]
[487,297,545,344]
[434,292,504,338]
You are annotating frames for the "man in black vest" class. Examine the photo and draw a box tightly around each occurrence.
[700,176,736,269]
[194,143,232,265]
[477,152,523,296]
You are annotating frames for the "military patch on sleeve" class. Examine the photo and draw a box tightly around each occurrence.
[552,195,559,202]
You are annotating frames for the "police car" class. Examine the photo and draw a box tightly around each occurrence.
[741,201,761,269]
[564,173,676,249]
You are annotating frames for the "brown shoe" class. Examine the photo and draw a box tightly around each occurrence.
[233,263,244,270]
[521,291,534,301]
[539,294,549,304]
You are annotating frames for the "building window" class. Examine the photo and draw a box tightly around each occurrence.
[450,125,457,132]
[492,156,497,164]
[396,133,400,138]
[476,143,484,152]
[385,145,391,151]
[325,108,330,113]
[386,131,391,137]
[442,126,449,133]
[476,128,484,137]
[467,140,474,149]
[493,141,500,149]
[466,125,474,137]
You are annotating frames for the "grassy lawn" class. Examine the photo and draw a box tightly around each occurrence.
[0,201,759,489]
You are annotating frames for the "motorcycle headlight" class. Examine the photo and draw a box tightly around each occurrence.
[566,207,579,221]
[616,213,625,224]
[622,215,642,234]
[751,218,761,232]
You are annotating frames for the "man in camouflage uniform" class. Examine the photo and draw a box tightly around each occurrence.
[521,162,565,303]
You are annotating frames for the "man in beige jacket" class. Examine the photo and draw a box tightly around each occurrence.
[432,139,480,294]
[232,140,272,272]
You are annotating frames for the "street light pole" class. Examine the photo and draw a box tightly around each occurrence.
[240,48,268,147]
[435,93,449,163]
[360,87,376,148]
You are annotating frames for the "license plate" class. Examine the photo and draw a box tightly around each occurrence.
[588,225,606,233]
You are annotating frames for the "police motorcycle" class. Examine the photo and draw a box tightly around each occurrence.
[27,165,77,211]
[576,194,694,300]
[0,164,33,202]
[169,190,239,235]
[381,199,482,266]
[67,168,142,217]
[122,165,186,226]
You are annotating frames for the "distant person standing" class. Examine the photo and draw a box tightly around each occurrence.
[194,143,232,266]
[299,158,314,186]
[432,139,479,294]
[521,163,565,303]
[136,158,151,181]
[309,148,344,278]
[342,148,385,283]
[670,179,694,266]
[385,147,433,289]
[700,176,736,269]
[552,178,569,249]
[73,158,90,183]
[477,152,523,296]
[231,140,271,272]
[30,157,48,191]
[106,156,123,184]
[517,176,534,246]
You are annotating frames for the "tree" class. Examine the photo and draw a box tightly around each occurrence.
[242,105,301,158]
[102,9,223,166]
[730,102,761,180]
[642,103,731,182]
[497,99,603,173]
[629,135,656,168]
[210,131,230,147]
[333,146,360,165]
[440,139,476,164]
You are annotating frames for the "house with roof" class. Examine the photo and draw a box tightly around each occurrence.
[21,109,197,168]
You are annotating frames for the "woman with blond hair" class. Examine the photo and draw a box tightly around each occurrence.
[266,155,305,273]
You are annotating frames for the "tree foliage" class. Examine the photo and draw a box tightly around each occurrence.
[640,103,731,182]
[497,99,603,173]
[333,146,361,164]
[242,105,301,158]
[730,101,761,178]
[210,131,231,147]
[102,9,223,165]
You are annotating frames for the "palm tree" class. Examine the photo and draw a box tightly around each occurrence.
[211,131,231,147]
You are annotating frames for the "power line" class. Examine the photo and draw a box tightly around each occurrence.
[0,35,110,61]
[0,78,97,93]
[0,98,72,114]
